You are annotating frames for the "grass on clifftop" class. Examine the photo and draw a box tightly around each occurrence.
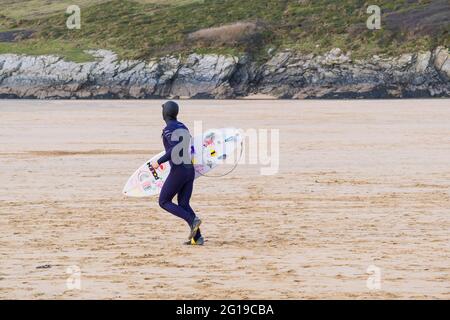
[0,0,448,62]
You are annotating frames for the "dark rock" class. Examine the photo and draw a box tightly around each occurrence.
[0,47,449,99]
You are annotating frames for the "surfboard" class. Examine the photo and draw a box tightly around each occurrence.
[122,127,242,197]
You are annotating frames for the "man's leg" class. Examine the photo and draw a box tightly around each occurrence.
[177,176,202,240]
[159,169,194,225]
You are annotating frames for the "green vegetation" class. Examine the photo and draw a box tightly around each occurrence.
[280,0,449,58]
[0,0,201,19]
[0,0,448,62]
[0,40,94,62]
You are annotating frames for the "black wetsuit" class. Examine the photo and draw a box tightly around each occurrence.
[157,102,201,240]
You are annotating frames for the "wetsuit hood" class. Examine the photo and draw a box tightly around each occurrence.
[162,101,179,123]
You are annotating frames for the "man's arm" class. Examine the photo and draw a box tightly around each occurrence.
[157,128,178,165]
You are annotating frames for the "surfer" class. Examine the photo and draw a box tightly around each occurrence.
[150,101,203,245]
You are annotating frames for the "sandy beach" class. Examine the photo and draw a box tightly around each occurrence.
[0,99,449,299]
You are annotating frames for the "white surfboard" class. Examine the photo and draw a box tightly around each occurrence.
[122,127,242,197]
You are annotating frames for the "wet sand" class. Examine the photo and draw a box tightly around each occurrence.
[0,99,449,299]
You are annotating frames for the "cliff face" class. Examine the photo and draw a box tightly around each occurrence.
[0,47,449,99]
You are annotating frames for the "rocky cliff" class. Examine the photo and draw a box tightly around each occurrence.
[0,47,449,99]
